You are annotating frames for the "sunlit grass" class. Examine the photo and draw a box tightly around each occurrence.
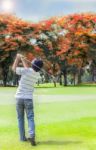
[0,86,96,150]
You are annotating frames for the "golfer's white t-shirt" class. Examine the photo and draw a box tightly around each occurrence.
[15,67,40,99]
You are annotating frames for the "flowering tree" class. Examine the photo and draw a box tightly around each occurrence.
[32,13,96,85]
[0,13,96,86]
[0,14,35,86]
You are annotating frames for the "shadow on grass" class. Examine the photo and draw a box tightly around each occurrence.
[35,84,96,89]
[1,84,96,88]
[62,85,96,87]
[37,140,83,145]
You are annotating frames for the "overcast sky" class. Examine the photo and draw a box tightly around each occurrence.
[0,0,96,22]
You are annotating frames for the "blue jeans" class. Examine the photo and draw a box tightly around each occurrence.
[16,98,35,141]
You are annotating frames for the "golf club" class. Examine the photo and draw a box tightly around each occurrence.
[19,54,56,81]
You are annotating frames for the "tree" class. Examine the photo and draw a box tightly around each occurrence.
[0,13,96,86]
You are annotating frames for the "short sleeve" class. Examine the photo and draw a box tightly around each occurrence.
[16,67,27,75]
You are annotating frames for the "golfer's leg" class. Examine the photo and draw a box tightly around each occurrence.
[25,99,35,138]
[16,99,26,141]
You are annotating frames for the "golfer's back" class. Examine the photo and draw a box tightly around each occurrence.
[15,67,40,99]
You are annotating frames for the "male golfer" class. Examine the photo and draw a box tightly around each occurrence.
[12,54,43,146]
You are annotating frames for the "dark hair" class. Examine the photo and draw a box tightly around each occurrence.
[32,59,43,72]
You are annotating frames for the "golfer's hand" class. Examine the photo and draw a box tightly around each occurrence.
[16,54,22,60]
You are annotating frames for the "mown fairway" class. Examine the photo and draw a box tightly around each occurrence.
[0,85,96,150]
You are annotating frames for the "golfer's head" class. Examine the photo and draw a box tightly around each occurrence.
[31,59,43,72]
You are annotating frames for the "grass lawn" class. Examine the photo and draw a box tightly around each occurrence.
[0,85,96,150]
[0,83,96,95]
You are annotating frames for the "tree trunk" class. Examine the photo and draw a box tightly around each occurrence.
[73,74,76,86]
[59,73,62,85]
[2,71,7,86]
[13,74,19,86]
[2,65,9,86]
[77,68,82,84]
[63,71,67,86]
[53,80,56,87]
[92,67,96,82]
[61,59,68,86]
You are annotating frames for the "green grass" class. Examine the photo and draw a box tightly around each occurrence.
[0,83,96,95]
[35,86,96,95]
[0,86,96,150]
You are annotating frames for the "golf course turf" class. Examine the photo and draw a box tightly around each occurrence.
[0,85,96,150]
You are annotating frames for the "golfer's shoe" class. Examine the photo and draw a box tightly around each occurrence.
[20,138,27,142]
[27,137,36,146]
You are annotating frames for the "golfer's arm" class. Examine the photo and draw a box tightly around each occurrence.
[21,58,29,68]
[12,57,20,72]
